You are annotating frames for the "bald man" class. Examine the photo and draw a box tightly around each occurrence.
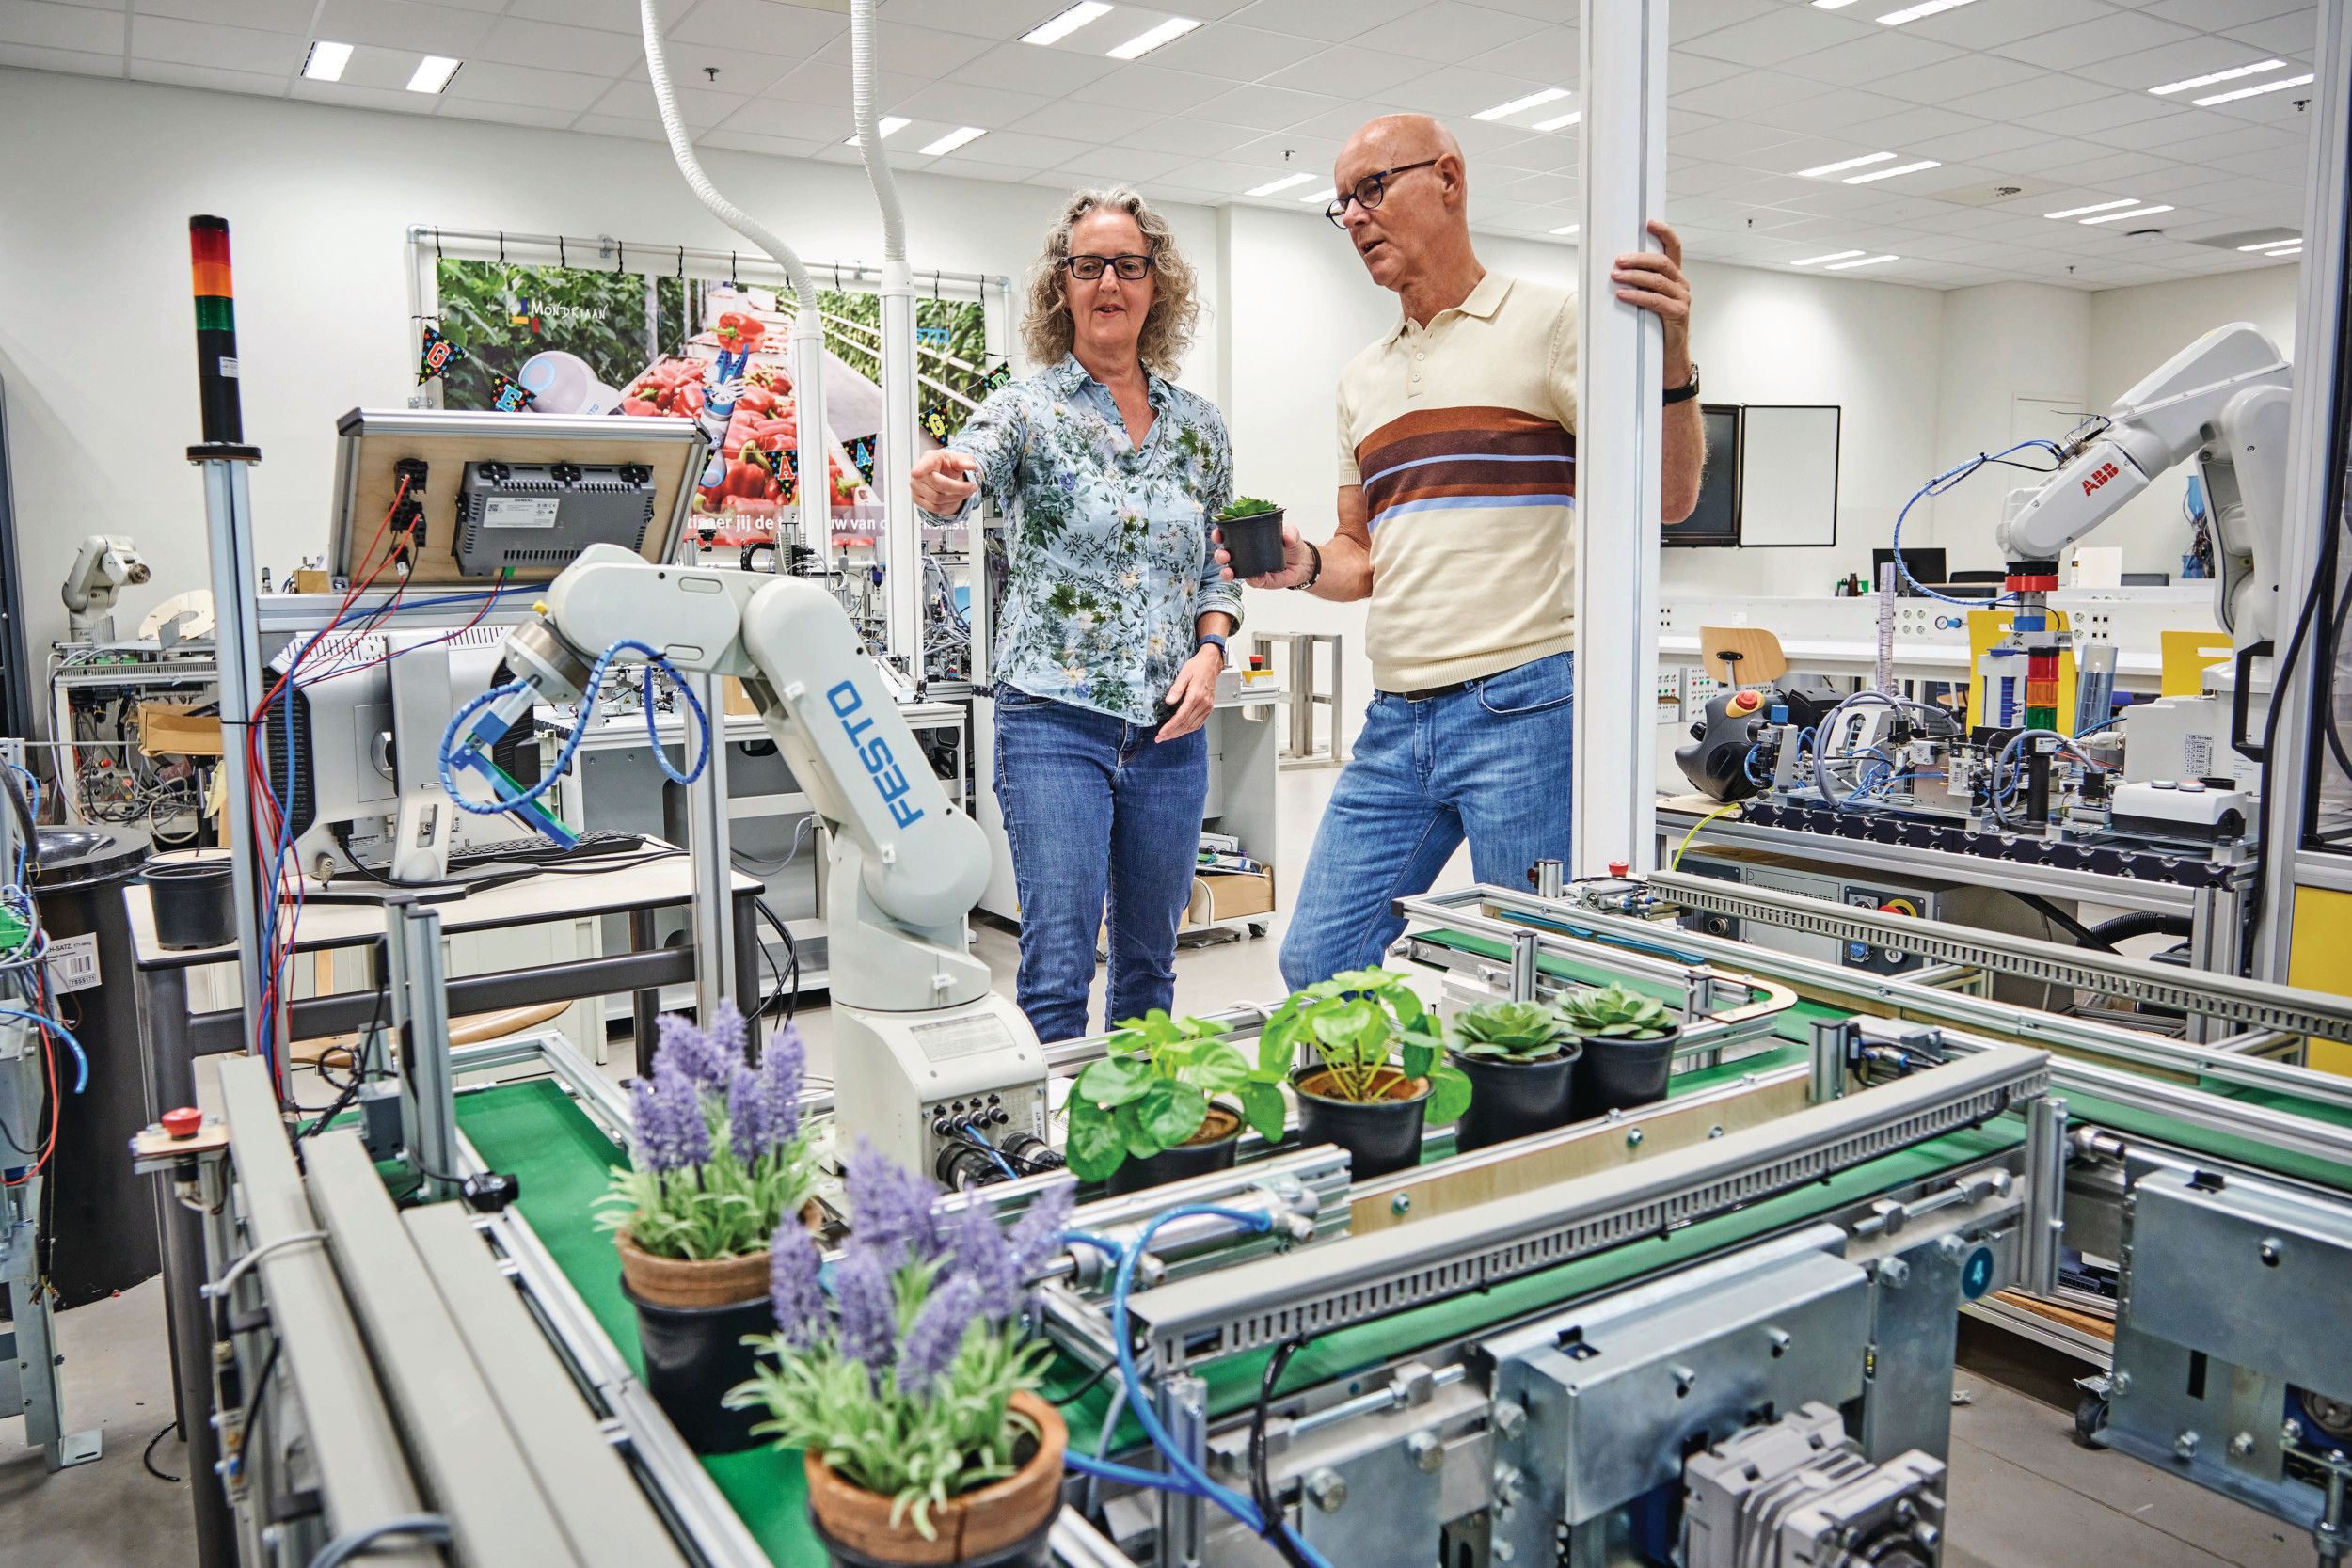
[1218,115,1704,990]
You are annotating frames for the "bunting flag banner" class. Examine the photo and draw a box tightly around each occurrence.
[847,436,878,485]
[485,372,536,412]
[418,323,468,384]
[982,361,1012,395]
[919,404,954,442]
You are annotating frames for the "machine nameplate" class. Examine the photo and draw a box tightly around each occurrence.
[42,932,100,994]
[483,497,560,530]
[912,1015,1019,1063]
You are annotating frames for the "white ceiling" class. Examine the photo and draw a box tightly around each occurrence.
[0,0,2320,291]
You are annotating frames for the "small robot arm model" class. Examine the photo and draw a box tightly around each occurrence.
[60,535,151,643]
[459,544,1044,1179]
[1996,322,2292,648]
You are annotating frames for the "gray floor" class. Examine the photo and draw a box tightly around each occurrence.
[0,767,2319,1566]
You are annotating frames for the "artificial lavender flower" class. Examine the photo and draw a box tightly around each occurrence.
[946,1201,1021,1321]
[759,1024,806,1145]
[834,1243,898,1381]
[770,1221,827,1349]
[844,1141,942,1268]
[630,1062,710,1174]
[1006,1185,1075,1280]
[727,1064,763,1167]
[655,1004,745,1088]
[897,1275,981,1395]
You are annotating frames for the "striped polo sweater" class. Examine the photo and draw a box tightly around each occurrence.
[1334,271,1579,693]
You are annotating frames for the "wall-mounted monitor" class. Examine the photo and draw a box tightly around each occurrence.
[1665,403,1743,547]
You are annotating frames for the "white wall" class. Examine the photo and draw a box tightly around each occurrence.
[0,66,1220,664]
[1925,282,2090,569]
[2087,264,2302,574]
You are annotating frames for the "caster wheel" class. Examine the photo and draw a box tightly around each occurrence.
[2073,1390,2109,1447]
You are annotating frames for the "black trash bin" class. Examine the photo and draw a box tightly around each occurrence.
[27,824,155,1307]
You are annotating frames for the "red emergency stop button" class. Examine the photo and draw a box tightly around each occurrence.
[1727,690,1761,715]
[1609,861,1629,878]
[1879,898,1918,918]
[162,1106,203,1140]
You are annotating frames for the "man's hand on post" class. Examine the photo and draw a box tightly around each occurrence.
[1613,218,1693,377]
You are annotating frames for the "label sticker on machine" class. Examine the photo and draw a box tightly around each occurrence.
[1960,1245,1996,1301]
[2185,735,2213,777]
[43,931,101,995]
[482,497,561,530]
[911,1015,1018,1063]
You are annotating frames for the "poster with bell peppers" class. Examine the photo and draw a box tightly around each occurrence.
[430,260,997,544]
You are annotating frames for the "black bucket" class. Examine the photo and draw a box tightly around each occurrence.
[1105,1102,1243,1196]
[1292,1066,1428,1180]
[621,1281,777,1454]
[1574,1029,1680,1117]
[1450,1042,1584,1153]
[146,852,235,951]
[815,1508,1056,1568]
[1219,509,1287,578]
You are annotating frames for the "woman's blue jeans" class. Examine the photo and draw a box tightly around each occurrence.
[993,689,1208,1044]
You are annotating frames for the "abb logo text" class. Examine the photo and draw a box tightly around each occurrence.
[2080,462,2122,497]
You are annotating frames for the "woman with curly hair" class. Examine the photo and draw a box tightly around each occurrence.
[913,187,1239,1044]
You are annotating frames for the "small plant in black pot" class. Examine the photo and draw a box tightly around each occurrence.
[1558,983,1681,1115]
[1216,496,1290,579]
[1443,999,1585,1152]
[1263,968,1470,1180]
[1063,1011,1288,1195]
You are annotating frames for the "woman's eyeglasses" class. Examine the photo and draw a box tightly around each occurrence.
[1324,160,1439,228]
[1063,253,1153,281]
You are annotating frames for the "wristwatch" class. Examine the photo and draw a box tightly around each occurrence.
[1195,631,1229,658]
[1291,539,1323,592]
[1662,363,1701,404]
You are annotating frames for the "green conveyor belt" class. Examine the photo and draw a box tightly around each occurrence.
[1413,926,2352,1193]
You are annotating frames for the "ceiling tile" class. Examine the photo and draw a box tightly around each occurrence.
[1867,51,2043,105]
[1668,0,1777,40]
[1987,10,2201,71]
[1113,113,1260,156]
[1677,8,1877,68]
[1051,144,1190,182]
[310,0,497,55]
[1900,120,2059,164]
[1347,2,1543,67]
[2146,121,2300,161]
[1135,22,1326,80]
[135,0,310,31]
[2139,0,2309,26]
[1668,67,1819,122]
[922,128,1094,167]
[594,77,749,126]
[1279,99,1411,143]
[770,58,927,109]
[291,76,438,112]
[1486,169,1577,205]
[1743,85,1917,135]
[503,0,691,31]
[864,0,1039,38]
[670,0,843,55]
[1258,43,1425,98]
[0,0,121,51]
[1839,103,1997,146]
[1065,63,1231,114]
[1771,27,1966,87]
[716,94,855,137]
[2063,34,2295,93]
[1226,128,1344,168]
[2062,148,2187,184]
[1183,80,1345,132]
[1225,0,1424,42]
[437,98,580,128]
[1941,73,2121,125]
[2015,93,2188,138]
[1892,0,2117,51]
[2224,10,2322,52]
[1389,62,1553,119]
[696,127,826,157]
[947,38,1115,96]
[470,16,644,75]
[813,19,992,77]
[130,15,309,72]
[1004,95,1162,142]
[1456,24,1576,83]
[439,59,612,110]
[1669,114,1807,164]
[128,57,288,94]
[1664,55,1749,96]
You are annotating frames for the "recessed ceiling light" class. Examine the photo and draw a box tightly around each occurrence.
[406,55,461,93]
[1812,0,1862,8]
[2238,237,2302,251]
[1473,87,1569,121]
[1549,224,1581,236]
[302,40,352,82]
[2194,71,2314,107]
[1825,253,1899,269]
[1877,0,1979,24]
[1106,16,1199,59]
[1300,186,1337,203]
[844,117,912,145]
[2149,58,2285,96]
[1022,1,1113,46]
[2264,245,2302,258]
[1797,151,1896,178]
[2079,204,2173,225]
[1246,172,1314,197]
[1844,158,1940,184]
[2044,198,2141,219]
[1791,250,1867,266]
[920,126,988,156]
[1531,109,1581,131]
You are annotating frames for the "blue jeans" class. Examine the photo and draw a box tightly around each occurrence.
[1281,652,1574,990]
[993,689,1208,1043]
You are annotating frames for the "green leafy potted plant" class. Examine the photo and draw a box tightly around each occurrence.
[732,1148,1077,1567]
[1261,967,1470,1180]
[1216,495,1288,578]
[1557,983,1682,1115]
[597,1005,819,1453]
[1064,1010,1288,1195]
[1443,998,1586,1152]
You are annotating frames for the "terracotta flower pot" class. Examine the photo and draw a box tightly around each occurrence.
[615,1229,771,1308]
[805,1391,1068,1566]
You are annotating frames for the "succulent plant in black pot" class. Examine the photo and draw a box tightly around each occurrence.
[1443,998,1585,1152]
[1556,983,1681,1115]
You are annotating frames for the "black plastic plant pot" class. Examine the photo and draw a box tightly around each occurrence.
[1448,1041,1584,1153]
[620,1280,777,1454]
[1105,1101,1244,1196]
[1219,508,1288,578]
[1291,1065,1429,1180]
[814,1510,1056,1568]
[1573,1028,1681,1117]
[146,853,236,951]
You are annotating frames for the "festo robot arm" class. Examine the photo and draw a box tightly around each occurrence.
[1994,323,2292,645]
[60,534,150,641]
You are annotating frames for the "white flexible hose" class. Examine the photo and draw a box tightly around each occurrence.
[850,0,906,265]
[640,0,830,574]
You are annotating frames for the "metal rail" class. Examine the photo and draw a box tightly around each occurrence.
[1645,869,2352,1043]
[1126,1043,2048,1370]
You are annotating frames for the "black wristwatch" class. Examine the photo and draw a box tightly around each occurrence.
[1194,631,1229,658]
[1662,362,1701,404]
[1291,538,1323,591]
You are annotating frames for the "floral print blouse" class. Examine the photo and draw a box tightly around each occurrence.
[922,354,1241,725]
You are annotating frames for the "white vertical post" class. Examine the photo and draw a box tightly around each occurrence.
[2253,0,2349,981]
[880,259,922,676]
[795,307,833,582]
[1571,0,1669,876]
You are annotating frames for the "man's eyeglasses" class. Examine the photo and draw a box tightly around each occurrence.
[1325,160,1439,228]
[1063,253,1153,281]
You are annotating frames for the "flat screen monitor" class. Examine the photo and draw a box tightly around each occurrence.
[1874,547,1945,594]
[1666,404,1742,547]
